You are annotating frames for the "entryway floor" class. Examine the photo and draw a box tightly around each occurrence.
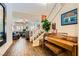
[4,37,54,56]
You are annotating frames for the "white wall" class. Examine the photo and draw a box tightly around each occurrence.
[0,4,13,56]
[48,3,77,36]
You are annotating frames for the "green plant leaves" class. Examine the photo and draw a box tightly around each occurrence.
[42,19,51,32]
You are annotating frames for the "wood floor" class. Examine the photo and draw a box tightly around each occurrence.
[4,37,55,56]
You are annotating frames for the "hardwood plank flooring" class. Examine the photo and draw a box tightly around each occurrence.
[4,37,55,56]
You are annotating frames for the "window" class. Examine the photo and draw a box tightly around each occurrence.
[0,3,6,46]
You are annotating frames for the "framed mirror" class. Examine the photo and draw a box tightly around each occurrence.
[0,3,6,46]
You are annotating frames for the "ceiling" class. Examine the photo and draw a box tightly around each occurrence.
[12,3,49,16]
[12,3,56,23]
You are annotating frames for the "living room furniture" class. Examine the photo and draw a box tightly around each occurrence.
[12,32,20,40]
[44,33,78,56]
[25,31,29,40]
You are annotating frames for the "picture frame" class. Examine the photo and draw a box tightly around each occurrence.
[61,8,77,26]
[52,23,56,30]
[0,3,6,46]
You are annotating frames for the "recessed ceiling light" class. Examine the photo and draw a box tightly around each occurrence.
[38,3,47,6]
[41,3,47,5]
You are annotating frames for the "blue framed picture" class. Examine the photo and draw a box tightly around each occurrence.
[61,8,77,26]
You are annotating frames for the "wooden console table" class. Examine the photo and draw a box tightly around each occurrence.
[44,34,78,56]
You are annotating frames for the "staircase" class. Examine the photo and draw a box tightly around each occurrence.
[32,31,45,47]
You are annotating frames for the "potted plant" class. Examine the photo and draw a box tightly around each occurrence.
[42,19,51,32]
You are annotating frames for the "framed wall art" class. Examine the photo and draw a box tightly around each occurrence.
[61,8,77,26]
